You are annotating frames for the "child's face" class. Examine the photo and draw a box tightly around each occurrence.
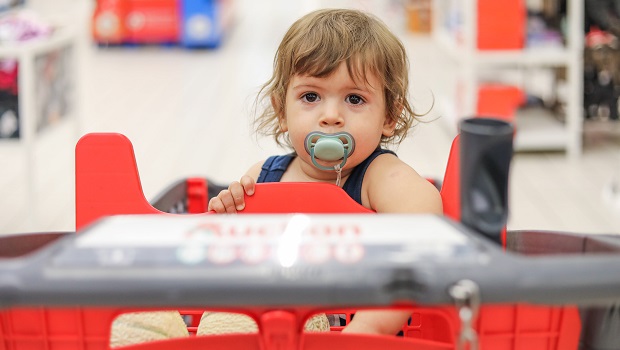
[280,62,395,172]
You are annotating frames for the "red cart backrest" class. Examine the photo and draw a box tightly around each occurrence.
[75,132,463,228]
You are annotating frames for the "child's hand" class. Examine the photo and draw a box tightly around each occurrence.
[207,175,255,213]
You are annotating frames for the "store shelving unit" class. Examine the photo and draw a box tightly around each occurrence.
[0,20,79,229]
[0,25,78,144]
[432,0,584,157]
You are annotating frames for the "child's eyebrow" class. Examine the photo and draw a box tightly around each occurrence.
[291,86,374,97]
[291,83,320,90]
[291,82,372,93]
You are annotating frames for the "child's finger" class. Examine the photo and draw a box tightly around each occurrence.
[208,197,226,213]
[228,182,246,211]
[240,175,255,195]
[217,190,238,214]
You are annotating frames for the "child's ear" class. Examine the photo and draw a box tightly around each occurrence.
[382,116,397,137]
[382,101,403,137]
[279,117,288,132]
[271,95,288,132]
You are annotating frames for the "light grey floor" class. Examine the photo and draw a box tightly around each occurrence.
[2,0,620,235]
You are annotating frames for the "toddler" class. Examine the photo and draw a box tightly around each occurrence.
[208,8,442,335]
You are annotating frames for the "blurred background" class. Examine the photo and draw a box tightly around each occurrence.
[0,0,619,235]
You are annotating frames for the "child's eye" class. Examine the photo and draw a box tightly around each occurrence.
[301,93,319,103]
[346,94,365,105]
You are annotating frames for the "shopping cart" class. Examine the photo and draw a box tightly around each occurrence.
[2,121,620,350]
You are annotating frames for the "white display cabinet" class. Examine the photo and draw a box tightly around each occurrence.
[0,22,79,231]
[432,0,584,157]
[0,26,77,143]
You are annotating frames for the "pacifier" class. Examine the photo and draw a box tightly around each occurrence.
[304,131,355,186]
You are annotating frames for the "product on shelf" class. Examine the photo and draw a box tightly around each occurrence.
[92,0,234,48]
[0,9,56,139]
[584,27,620,121]
[405,0,432,33]
[477,0,525,49]
[476,84,525,122]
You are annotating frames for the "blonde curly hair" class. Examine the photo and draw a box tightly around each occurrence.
[254,8,420,148]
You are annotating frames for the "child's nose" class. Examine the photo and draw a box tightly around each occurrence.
[319,116,343,127]
[319,105,344,127]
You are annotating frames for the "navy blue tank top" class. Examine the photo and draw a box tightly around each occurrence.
[257,148,397,205]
